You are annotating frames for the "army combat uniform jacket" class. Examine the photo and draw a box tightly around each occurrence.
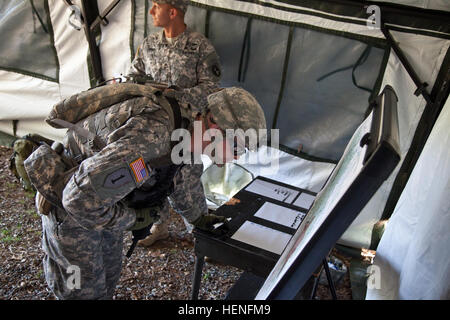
[128,28,222,111]
[25,84,204,299]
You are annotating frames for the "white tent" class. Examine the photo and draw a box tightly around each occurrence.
[366,93,450,300]
[0,0,449,299]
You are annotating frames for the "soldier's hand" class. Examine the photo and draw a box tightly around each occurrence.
[192,214,229,235]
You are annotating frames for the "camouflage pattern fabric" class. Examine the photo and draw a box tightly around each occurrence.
[29,95,191,299]
[168,162,205,223]
[47,83,161,128]
[61,100,175,230]
[40,205,124,299]
[128,28,221,113]
[207,87,268,150]
[153,0,190,13]
[128,27,220,228]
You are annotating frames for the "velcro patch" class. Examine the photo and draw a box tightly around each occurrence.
[89,163,136,200]
[129,157,149,183]
[103,168,134,188]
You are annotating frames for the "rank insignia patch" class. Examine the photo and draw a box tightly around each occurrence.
[129,157,148,183]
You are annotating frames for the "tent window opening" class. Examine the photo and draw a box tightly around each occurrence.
[202,9,388,161]
[0,0,58,82]
[133,3,389,162]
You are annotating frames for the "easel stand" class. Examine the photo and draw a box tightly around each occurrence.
[310,259,338,300]
[191,253,337,300]
[189,176,317,300]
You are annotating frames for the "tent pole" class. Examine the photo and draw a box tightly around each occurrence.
[80,0,105,87]
[380,24,433,105]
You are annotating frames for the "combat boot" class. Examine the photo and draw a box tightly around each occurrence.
[137,221,169,247]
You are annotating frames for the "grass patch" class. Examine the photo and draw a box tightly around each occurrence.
[6,182,17,189]
[0,229,21,243]
[203,271,211,281]
[25,191,36,199]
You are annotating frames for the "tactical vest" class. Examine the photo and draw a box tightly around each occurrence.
[47,83,182,163]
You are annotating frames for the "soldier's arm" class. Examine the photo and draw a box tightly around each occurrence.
[177,40,222,111]
[62,116,171,230]
[168,164,207,224]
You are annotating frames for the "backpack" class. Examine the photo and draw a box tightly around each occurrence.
[9,134,54,192]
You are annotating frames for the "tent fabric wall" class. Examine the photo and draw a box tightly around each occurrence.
[0,118,64,143]
[339,31,449,248]
[203,146,336,193]
[0,0,448,262]
[0,70,60,120]
[339,50,427,248]
[366,95,450,300]
[186,0,389,162]
[372,0,450,12]
[98,0,132,81]
[48,0,90,98]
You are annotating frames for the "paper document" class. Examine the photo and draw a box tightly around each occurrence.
[231,221,292,255]
[245,179,299,203]
[293,193,316,209]
[254,202,306,229]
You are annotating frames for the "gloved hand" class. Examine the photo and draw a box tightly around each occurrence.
[192,214,229,235]
[126,207,159,258]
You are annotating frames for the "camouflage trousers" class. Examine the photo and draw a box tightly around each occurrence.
[39,163,206,299]
[41,206,124,300]
[157,163,207,229]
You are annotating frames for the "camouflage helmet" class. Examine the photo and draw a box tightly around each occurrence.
[206,87,267,151]
[152,0,189,13]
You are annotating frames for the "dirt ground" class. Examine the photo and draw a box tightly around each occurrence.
[0,145,352,300]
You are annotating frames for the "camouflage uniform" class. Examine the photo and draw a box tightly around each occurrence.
[129,28,221,112]
[25,86,201,299]
[128,27,221,229]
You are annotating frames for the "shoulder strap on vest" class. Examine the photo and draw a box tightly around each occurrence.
[46,83,162,128]
[165,96,182,131]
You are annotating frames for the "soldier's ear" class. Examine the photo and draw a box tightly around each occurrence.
[169,7,178,19]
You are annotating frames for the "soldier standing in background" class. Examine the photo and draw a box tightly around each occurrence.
[127,0,222,247]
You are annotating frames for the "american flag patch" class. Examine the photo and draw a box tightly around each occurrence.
[129,157,148,183]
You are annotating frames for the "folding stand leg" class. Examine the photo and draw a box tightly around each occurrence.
[309,270,322,300]
[322,258,338,300]
[190,254,205,300]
